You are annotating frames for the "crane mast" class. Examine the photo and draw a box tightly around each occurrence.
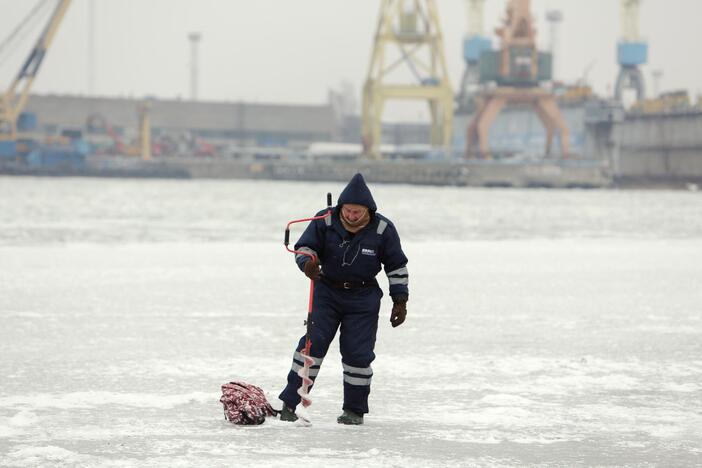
[0,0,72,141]
[615,0,647,102]
[621,0,641,41]
[457,0,491,111]
[465,0,485,37]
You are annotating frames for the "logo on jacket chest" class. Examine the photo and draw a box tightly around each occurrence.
[361,248,376,256]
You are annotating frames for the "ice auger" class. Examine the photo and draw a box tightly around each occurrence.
[283,193,332,420]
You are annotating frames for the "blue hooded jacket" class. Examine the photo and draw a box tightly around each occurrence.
[337,173,377,212]
[293,173,409,300]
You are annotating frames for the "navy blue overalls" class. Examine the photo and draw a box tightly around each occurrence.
[279,173,409,415]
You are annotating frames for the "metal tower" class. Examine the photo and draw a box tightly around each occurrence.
[137,100,152,161]
[615,0,647,102]
[87,0,95,95]
[456,0,491,111]
[545,10,563,82]
[188,32,202,101]
[361,0,454,159]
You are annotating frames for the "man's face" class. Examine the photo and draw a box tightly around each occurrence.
[341,204,367,223]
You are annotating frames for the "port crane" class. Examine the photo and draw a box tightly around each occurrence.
[615,0,647,102]
[0,0,72,142]
[1,1,155,161]
[465,0,569,158]
[361,0,454,159]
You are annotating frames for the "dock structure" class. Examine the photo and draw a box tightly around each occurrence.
[76,155,611,189]
[6,94,702,189]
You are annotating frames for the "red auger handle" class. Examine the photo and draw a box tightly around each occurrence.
[284,193,333,254]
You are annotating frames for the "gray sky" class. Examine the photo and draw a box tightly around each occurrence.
[1,0,700,120]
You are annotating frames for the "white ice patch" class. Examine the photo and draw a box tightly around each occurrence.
[2,220,702,465]
[0,391,216,410]
[419,428,503,444]
[633,324,702,334]
[475,394,538,407]
[293,405,312,427]
[662,382,700,392]
[0,425,22,438]
[6,445,85,466]
[9,410,38,427]
[0,411,38,439]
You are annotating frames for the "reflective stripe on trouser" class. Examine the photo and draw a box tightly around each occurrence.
[291,351,323,377]
[279,280,381,415]
[343,363,373,386]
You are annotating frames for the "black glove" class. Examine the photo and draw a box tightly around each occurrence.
[390,297,407,328]
[303,258,321,281]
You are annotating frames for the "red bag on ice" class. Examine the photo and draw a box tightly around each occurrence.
[220,381,276,425]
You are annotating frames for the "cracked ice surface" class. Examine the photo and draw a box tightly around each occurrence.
[1,177,701,467]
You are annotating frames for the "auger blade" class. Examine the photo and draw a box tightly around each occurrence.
[296,350,314,407]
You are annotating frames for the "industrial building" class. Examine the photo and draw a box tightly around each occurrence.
[24,94,338,152]
[22,93,436,157]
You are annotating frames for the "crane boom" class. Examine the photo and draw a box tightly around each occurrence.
[0,0,72,140]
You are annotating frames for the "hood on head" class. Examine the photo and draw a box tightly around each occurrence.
[337,173,376,212]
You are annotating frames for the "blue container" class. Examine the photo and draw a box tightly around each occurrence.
[17,112,38,131]
[256,135,287,147]
[27,147,86,169]
[464,36,491,63]
[16,138,38,155]
[72,139,91,156]
[618,41,648,67]
[0,140,17,157]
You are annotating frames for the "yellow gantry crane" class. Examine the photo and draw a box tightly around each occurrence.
[361,0,454,159]
[0,0,72,142]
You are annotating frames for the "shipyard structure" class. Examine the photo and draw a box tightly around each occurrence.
[10,90,699,188]
[1,0,701,188]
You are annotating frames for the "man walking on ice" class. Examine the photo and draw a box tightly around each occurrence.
[279,173,409,425]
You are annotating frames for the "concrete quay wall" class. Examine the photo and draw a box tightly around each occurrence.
[86,156,612,188]
[615,112,702,185]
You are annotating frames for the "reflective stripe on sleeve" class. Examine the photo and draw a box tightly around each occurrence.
[295,246,318,262]
[387,266,409,285]
[386,266,408,277]
[388,276,409,285]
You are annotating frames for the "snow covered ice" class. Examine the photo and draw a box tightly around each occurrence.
[1,177,701,467]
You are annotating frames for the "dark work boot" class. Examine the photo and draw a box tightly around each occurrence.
[279,404,298,422]
[337,410,363,425]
